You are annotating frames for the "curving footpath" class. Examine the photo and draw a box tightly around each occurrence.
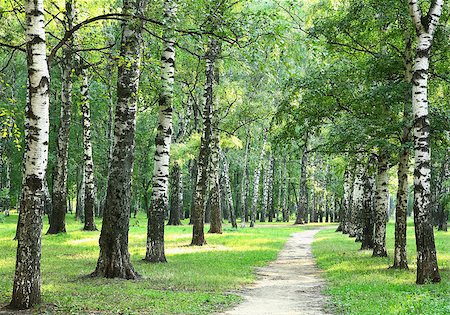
[219,228,333,315]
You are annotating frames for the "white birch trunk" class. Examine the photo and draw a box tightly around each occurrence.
[10,0,50,308]
[408,0,442,284]
[373,152,389,257]
[145,0,177,261]
[48,0,74,234]
[80,68,97,231]
[249,133,267,227]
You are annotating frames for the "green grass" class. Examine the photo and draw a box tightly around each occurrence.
[312,222,450,315]
[0,212,330,314]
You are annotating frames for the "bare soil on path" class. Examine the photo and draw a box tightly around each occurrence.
[219,228,333,315]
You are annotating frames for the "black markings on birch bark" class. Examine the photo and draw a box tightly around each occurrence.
[145,0,177,262]
[266,156,275,222]
[191,38,220,245]
[208,126,222,234]
[409,0,442,284]
[360,154,376,250]
[240,133,250,227]
[295,139,308,225]
[392,29,413,269]
[91,0,146,278]
[10,0,50,309]
[79,67,97,231]
[250,132,267,227]
[47,0,75,235]
[168,162,182,226]
[220,149,237,228]
[373,152,389,257]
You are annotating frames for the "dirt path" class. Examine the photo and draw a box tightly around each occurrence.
[219,228,333,315]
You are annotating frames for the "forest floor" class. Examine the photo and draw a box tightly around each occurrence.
[219,228,333,315]
[312,222,450,315]
[0,212,333,314]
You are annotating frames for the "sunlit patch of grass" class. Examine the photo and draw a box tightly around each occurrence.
[313,222,450,315]
[0,212,334,314]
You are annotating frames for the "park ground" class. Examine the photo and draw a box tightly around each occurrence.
[0,213,449,314]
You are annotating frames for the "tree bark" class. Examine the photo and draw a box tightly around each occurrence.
[409,0,442,284]
[191,38,219,245]
[240,133,250,227]
[10,0,50,308]
[260,156,270,223]
[168,162,182,225]
[361,154,376,250]
[373,152,389,257]
[250,132,267,227]
[437,153,449,231]
[91,0,146,278]
[266,156,275,223]
[47,0,74,234]
[296,139,308,224]
[281,157,289,222]
[79,67,97,231]
[145,0,176,262]
[221,150,237,228]
[208,127,222,233]
[350,159,364,240]
[392,30,413,269]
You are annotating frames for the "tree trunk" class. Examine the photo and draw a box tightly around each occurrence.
[10,0,50,308]
[342,165,353,234]
[350,160,364,239]
[260,157,271,223]
[392,30,413,268]
[47,0,74,234]
[296,140,308,224]
[409,0,442,284]
[91,0,146,278]
[267,157,275,223]
[191,38,220,245]
[240,133,250,227]
[361,154,376,250]
[373,152,389,257]
[437,153,449,231]
[79,67,97,231]
[76,165,85,221]
[281,157,288,222]
[208,127,222,233]
[221,150,237,228]
[188,159,198,222]
[250,133,267,227]
[145,0,176,262]
[168,163,182,225]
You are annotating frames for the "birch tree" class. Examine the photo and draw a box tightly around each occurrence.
[373,152,389,257]
[220,149,237,228]
[295,139,308,224]
[208,127,222,233]
[249,133,267,227]
[79,67,97,231]
[191,38,220,245]
[91,0,146,279]
[392,30,413,269]
[47,0,75,234]
[10,0,50,308]
[240,133,250,227]
[408,0,442,284]
[145,0,177,262]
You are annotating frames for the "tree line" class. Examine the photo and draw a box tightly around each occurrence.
[0,0,448,310]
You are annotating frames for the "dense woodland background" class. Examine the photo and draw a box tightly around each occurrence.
[0,0,449,312]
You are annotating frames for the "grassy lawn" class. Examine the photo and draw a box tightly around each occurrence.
[0,212,329,314]
[313,222,450,315]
